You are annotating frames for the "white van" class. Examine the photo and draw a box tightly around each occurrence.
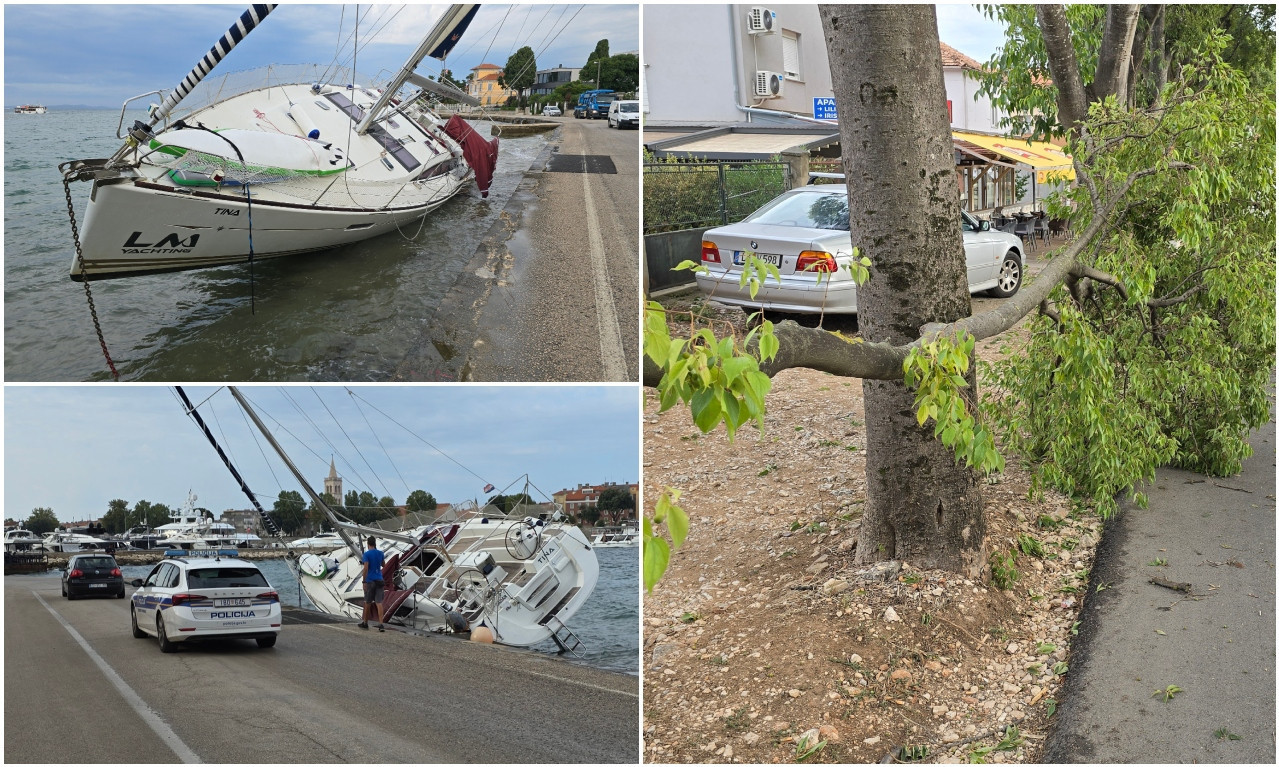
[607,100,640,129]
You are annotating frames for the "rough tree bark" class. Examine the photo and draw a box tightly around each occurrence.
[1092,4,1142,106]
[819,4,986,578]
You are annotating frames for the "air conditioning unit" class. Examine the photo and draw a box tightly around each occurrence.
[747,7,777,34]
[755,71,785,98]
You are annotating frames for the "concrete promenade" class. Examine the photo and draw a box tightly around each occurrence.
[1044,399,1276,762]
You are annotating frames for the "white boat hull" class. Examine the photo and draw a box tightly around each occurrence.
[295,519,598,648]
[73,173,466,280]
[71,80,483,280]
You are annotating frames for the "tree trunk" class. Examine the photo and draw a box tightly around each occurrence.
[1093,4,1141,106]
[1036,5,1091,134]
[819,4,987,578]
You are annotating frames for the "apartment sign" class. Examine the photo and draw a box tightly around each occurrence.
[813,97,838,121]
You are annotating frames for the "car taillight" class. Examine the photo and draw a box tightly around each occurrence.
[110,568,122,577]
[796,251,837,272]
[69,569,83,579]
[701,241,721,263]
[170,593,201,607]
[256,591,279,602]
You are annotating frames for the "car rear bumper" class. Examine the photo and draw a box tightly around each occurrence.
[68,580,124,597]
[694,270,859,314]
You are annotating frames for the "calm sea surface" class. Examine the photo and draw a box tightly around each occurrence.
[20,547,637,675]
[4,109,548,382]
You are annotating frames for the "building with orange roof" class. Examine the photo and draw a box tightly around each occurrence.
[467,63,516,107]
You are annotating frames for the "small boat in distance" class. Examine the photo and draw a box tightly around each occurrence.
[290,532,345,548]
[4,528,45,552]
[62,4,497,281]
[14,105,47,114]
[591,523,639,548]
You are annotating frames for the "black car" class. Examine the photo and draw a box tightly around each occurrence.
[62,553,125,599]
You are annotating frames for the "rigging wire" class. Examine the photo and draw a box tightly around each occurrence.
[310,387,395,499]
[343,388,413,496]
[344,389,492,488]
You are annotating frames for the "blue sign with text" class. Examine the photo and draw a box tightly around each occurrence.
[813,97,838,121]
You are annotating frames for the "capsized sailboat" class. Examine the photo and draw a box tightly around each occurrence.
[177,386,599,651]
[62,4,498,281]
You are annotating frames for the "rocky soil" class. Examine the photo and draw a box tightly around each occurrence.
[642,302,1102,764]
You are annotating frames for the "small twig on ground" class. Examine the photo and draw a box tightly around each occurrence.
[933,615,981,646]
[1212,482,1253,493]
[1149,576,1192,592]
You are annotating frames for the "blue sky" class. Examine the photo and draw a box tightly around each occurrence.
[5,385,639,524]
[934,3,1007,63]
[4,4,639,107]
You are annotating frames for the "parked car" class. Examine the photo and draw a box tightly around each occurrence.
[130,555,281,652]
[695,185,1023,314]
[62,553,125,599]
[543,105,562,117]
[607,100,640,129]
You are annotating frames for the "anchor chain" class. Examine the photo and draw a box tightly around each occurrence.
[60,168,119,381]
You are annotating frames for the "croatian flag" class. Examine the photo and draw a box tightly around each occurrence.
[483,483,495,493]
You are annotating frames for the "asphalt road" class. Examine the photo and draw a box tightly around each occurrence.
[4,578,638,764]
[1043,400,1276,763]
[402,116,639,382]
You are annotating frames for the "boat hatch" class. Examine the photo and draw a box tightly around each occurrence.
[323,92,421,172]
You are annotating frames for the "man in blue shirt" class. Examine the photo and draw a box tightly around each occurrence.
[359,536,386,632]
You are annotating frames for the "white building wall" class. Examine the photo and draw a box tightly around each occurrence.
[643,4,741,124]
[644,4,1008,134]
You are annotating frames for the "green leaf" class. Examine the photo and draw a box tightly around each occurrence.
[667,503,690,548]
[643,536,670,592]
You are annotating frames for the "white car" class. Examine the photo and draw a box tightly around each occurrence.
[695,185,1024,314]
[130,555,281,652]
[607,100,640,129]
[543,105,562,117]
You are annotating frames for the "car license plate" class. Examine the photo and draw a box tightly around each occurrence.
[733,251,782,267]
[215,598,250,607]
[89,583,107,588]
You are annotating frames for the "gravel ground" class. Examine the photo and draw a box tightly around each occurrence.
[642,306,1104,764]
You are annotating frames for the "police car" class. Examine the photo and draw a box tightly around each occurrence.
[130,554,281,653]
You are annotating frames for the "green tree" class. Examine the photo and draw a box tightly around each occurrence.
[308,492,337,534]
[102,499,130,534]
[25,507,59,535]
[596,487,636,525]
[405,489,437,513]
[583,39,611,84]
[487,493,534,515]
[579,505,601,526]
[499,46,537,108]
[129,500,171,530]
[273,490,307,536]
[600,53,639,93]
[643,4,1274,580]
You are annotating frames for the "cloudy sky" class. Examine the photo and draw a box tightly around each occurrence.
[5,385,639,524]
[4,4,639,107]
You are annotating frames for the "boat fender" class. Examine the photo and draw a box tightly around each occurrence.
[289,103,321,140]
[470,625,494,644]
[444,610,469,633]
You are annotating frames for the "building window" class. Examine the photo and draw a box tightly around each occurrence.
[782,30,802,80]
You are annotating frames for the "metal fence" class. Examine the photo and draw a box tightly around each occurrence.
[643,160,791,235]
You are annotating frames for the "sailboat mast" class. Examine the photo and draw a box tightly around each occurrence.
[228,387,361,558]
[111,4,276,162]
[355,4,480,135]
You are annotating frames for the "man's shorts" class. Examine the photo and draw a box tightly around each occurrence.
[364,580,385,603]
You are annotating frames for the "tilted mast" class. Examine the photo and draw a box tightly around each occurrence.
[227,386,362,558]
[354,4,481,135]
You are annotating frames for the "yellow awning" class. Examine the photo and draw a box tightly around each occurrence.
[952,131,1075,182]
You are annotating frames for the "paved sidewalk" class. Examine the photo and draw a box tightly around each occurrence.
[1044,402,1276,762]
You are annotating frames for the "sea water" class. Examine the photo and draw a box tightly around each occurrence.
[4,109,549,381]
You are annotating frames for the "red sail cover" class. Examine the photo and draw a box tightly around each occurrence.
[444,114,498,198]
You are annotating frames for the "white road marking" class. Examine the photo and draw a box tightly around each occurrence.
[581,167,628,380]
[33,591,202,763]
